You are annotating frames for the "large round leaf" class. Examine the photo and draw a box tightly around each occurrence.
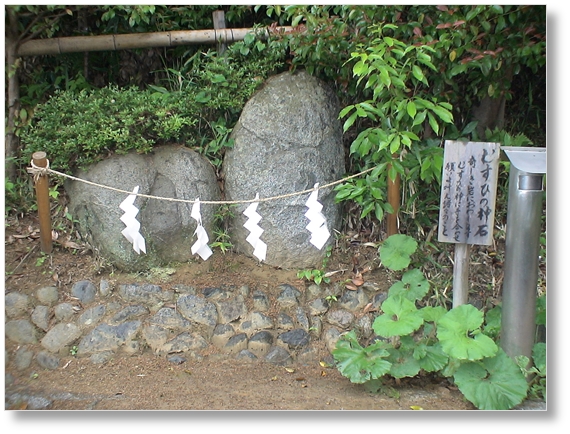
[388,268,429,301]
[453,348,528,410]
[379,234,418,271]
[437,304,498,361]
[373,295,424,337]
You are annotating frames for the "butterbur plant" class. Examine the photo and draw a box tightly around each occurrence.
[332,233,542,410]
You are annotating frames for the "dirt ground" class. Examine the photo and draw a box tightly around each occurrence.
[4,213,483,411]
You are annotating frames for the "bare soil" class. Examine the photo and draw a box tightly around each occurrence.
[4,213,479,410]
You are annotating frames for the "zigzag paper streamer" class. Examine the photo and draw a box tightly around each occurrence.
[190,198,213,261]
[243,193,267,261]
[305,183,330,250]
[119,186,146,254]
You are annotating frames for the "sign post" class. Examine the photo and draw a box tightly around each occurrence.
[438,141,500,307]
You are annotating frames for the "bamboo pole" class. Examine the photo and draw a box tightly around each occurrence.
[31,151,53,254]
[17,26,294,57]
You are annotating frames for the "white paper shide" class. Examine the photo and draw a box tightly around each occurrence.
[191,198,213,261]
[119,186,146,254]
[305,183,330,250]
[243,193,267,261]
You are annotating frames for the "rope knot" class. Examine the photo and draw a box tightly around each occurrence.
[27,159,50,183]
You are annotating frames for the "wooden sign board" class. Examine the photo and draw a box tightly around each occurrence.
[438,141,500,246]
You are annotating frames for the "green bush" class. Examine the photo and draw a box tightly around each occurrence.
[21,29,287,174]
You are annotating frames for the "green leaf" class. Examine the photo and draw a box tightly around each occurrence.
[388,268,430,301]
[386,346,421,378]
[431,105,454,124]
[412,64,425,83]
[532,342,546,373]
[406,101,417,118]
[373,295,424,338]
[414,342,449,372]
[332,330,392,384]
[421,305,447,323]
[427,111,440,135]
[437,304,498,361]
[453,348,528,410]
[379,234,418,271]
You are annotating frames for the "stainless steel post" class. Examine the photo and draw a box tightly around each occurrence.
[500,147,546,362]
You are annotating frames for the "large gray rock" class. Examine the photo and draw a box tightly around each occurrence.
[66,145,221,271]
[223,70,345,269]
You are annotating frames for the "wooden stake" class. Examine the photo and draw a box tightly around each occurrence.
[452,243,470,307]
[32,151,52,254]
[386,165,400,236]
[213,10,227,54]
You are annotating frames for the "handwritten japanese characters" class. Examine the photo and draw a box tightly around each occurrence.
[438,141,500,246]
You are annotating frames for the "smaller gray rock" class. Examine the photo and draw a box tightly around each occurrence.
[162,332,208,354]
[252,290,270,311]
[248,331,273,358]
[224,333,248,354]
[36,286,59,306]
[36,351,60,370]
[99,279,111,297]
[211,323,235,348]
[276,313,295,330]
[41,323,81,353]
[276,284,301,308]
[309,316,323,338]
[54,303,75,321]
[323,327,341,353]
[203,287,225,300]
[26,396,53,410]
[31,305,50,331]
[338,289,369,312]
[168,355,187,365]
[216,295,247,324]
[177,294,218,327]
[5,292,30,318]
[372,292,389,309]
[71,280,97,304]
[110,305,150,325]
[265,346,293,366]
[148,307,190,330]
[250,311,273,330]
[90,351,114,365]
[278,329,310,350]
[326,309,355,329]
[295,307,310,332]
[236,349,257,361]
[14,346,34,371]
[5,319,38,344]
[77,304,106,328]
[308,298,330,316]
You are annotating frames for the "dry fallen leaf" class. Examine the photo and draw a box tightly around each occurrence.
[345,283,358,291]
[284,367,295,373]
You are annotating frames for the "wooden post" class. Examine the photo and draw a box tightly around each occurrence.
[32,151,52,254]
[452,243,470,307]
[213,10,227,54]
[386,163,400,236]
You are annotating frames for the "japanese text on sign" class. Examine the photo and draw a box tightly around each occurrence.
[438,141,500,245]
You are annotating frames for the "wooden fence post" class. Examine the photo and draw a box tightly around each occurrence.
[32,151,52,254]
[386,160,400,237]
[213,10,227,54]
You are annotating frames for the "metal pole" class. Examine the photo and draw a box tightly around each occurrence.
[32,151,53,254]
[500,164,544,361]
[452,243,471,307]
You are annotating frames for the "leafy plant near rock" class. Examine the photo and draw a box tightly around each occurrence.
[332,233,546,410]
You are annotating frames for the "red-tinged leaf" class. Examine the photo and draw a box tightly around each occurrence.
[413,26,422,37]
[345,283,358,291]
[453,20,466,27]
[436,23,451,29]
[436,5,448,11]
